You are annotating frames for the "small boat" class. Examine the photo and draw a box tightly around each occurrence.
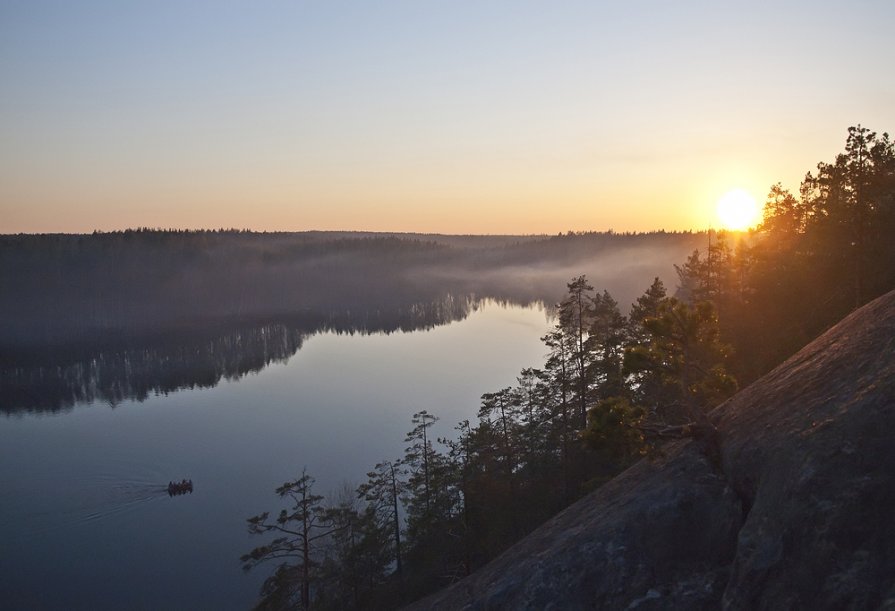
[167,479,193,496]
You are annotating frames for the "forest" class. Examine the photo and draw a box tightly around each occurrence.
[0,295,484,414]
[0,229,704,413]
[238,125,895,609]
[0,229,704,348]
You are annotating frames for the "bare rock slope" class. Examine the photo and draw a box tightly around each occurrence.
[410,290,895,610]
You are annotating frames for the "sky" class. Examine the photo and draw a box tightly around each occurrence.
[2,1,894,235]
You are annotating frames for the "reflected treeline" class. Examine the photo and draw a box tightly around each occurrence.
[2,323,304,414]
[0,294,481,414]
[0,230,705,346]
[0,230,707,413]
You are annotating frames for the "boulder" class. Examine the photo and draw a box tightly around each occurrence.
[409,289,895,610]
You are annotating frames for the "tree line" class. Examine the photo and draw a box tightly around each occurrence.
[241,273,737,609]
[240,125,895,609]
[0,230,704,347]
[1,294,481,415]
[677,125,894,381]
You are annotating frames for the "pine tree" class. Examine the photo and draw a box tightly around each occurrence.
[558,275,595,427]
[624,297,736,426]
[241,469,335,610]
[356,460,404,578]
[588,290,627,401]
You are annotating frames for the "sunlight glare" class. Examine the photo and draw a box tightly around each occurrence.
[716,189,759,231]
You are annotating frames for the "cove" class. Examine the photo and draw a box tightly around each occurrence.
[0,301,548,610]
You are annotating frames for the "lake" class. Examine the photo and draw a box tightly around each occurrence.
[0,301,549,610]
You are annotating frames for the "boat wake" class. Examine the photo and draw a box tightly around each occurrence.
[3,467,192,544]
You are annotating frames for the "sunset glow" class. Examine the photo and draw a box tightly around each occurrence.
[1,3,893,234]
[716,189,760,231]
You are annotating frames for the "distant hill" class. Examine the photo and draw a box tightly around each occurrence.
[408,288,895,609]
[0,229,705,347]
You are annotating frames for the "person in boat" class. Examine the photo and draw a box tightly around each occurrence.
[167,479,192,495]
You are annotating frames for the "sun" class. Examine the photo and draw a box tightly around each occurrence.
[716,189,760,231]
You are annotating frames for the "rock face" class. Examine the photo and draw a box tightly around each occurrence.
[409,290,895,610]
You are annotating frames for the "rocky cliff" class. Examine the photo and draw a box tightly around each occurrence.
[409,289,895,610]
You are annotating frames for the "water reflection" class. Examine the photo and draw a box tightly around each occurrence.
[1,294,485,414]
[0,300,550,610]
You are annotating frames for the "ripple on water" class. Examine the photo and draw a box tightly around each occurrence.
[1,459,192,543]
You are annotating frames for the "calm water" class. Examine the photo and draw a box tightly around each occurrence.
[0,302,548,610]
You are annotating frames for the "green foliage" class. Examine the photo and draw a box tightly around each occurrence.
[241,470,334,610]
[241,125,895,609]
[356,460,404,578]
[316,490,393,610]
[581,397,647,466]
[588,290,628,400]
[559,275,596,428]
[242,275,741,609]
[624,297,736,421]
[402,410,456,542]
[679,125,895,383]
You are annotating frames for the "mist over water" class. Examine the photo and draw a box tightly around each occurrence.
[0,302,551,609]
[0,230,704,347]
[0,231,704,608]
